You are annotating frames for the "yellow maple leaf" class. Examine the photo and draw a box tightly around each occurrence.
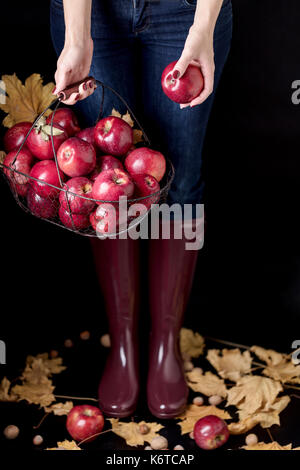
[251,346,286,366]
[180,328,205,358]
[0,74,55,127]
[12,379,55,407]
[108,419,164,447]
[0,377,18,402]
[186,369,227,397]
[226,376,282,416]
[47,440,81,450]
[0,151,6,165]
[133,129,143,145]
[22,358,52,384]
[243,441,293,450]
[176,404,231,435]
[207,348,252,382]
[111,108,143,144]
[229,395,290,434]
[44,401,74,416]
[26,353,66,375]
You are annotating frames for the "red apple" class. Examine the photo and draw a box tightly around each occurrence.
[3,148,34,196]
[59,205,90,230]
[193,415,229,450]
[90,203,127,234]
[29,160,65,198]
[131,174,160,215]
[57,137,96,177]
[3,122,32,153]
[124,147,166,182]
[47,108,81,136]
[89,155,124,182]
[92,168,134,203]
[66,405,104,442]
[94,116,133,156]
[76,127,96,150]
[27,187,58,219]
[59,177,95,215]
[26,117,68,160]
[161,61,204,104]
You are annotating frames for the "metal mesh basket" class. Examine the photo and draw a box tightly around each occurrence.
[0,77,175,238]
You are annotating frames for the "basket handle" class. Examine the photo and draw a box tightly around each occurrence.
[57,76,96,101]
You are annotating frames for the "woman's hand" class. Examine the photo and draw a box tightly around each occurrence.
[53,38,96,105]
[173,25,215,108]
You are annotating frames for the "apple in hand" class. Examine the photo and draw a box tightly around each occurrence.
[26,117,68,160]
[89,155,124,182]
[131,174,160,215]
[59,177,95,215]
[90,203,127,234]
[66,405,104,442]
[3,148,34,196]
[161,60,204,104]
[125,147,166,182]
[94,116,133,156]
[27,188,57,219]
[57,137,96,177]
[3,122,32,152]
[47,108,81,136]
[193,415,229,450]
[92,168,134,203]
[29,160,65,198]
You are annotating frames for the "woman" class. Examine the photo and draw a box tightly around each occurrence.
[50,0,232,419]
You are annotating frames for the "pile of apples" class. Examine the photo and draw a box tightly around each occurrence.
[2,109,166,234]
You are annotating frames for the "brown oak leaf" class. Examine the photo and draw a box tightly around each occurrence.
[0,74,55,127]
[108,419,164,447]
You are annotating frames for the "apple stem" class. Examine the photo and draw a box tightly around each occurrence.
[78,429,112,446]
[266,428,274,442]
[54,394,99,402]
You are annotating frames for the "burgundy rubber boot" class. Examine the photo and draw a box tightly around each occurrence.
[90,237,140,418]
[147,220,200,418]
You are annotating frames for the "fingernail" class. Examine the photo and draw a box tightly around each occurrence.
[52,87,57,94]
[83,83,87,91]
[89,81,94,89]
[172,70,180,79]
[75,94,80,101]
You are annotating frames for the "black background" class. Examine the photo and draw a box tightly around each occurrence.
[0,0,300,452]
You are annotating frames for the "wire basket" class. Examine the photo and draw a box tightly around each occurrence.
[0,77,175,238]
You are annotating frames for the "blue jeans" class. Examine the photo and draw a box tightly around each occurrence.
[50,0,232,211]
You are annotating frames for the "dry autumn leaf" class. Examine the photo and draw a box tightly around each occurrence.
[109,419,164,447]
[0,151,6,165]
[186,369,227,397]
[26,353,66,375]
[228,396,290,434]
[180,328,205,358]
[0,74,55,128]
[111,108,143,144]
[12,379,55,407]
[243,441,293,451]
[226,376,282,416]
[44,401,74,416]
[176,404,231,435]
[251,346,287,366]
[207,348,252,382]
[0,377,18,402]
[47,440,81,450]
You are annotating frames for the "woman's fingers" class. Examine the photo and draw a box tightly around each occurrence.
[172,50,193,79]
[179,59,215,109]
